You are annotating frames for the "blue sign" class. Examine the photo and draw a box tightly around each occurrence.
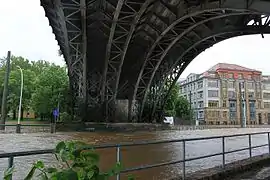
[53,108,59,117]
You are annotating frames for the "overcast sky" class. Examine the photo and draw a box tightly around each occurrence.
[1,0,270,79]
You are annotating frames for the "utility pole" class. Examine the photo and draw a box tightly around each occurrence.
[189,91,192,125]
[0,51,11,130]
[239,82,246,128]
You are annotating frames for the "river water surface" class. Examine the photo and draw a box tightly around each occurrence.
[1,128,270,179]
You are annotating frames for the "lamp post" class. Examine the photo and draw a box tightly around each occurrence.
[16,66,23,133]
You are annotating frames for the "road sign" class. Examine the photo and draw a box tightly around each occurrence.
[53,108,59,117]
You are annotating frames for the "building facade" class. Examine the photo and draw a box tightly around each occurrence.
[180,63,270,125]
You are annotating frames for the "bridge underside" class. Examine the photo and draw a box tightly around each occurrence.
[41,0,270,123]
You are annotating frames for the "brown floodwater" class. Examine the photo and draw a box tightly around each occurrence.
[1,128,270,179]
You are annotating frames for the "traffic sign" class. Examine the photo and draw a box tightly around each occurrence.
[53,108,59,117]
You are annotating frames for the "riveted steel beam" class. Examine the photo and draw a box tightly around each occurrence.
[130,6,251,122]
[155,25,270,121]
[137,10,262,121]
[80,0,88,121]
[102,0,154,122]
[101,0,125,122]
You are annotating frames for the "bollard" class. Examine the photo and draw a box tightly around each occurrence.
[50,123,55,133]
[16,124,21,133]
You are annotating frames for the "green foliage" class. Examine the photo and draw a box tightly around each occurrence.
[0,56,72,120]
[31,65,70,117]
[4,141,135,180]
[60,112,73,122]
[164,84,193,120]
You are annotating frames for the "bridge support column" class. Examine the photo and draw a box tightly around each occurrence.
[115,99,139,122]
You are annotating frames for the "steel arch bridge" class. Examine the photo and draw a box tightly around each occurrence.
[41,0,270,123]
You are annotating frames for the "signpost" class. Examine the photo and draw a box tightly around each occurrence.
[51,108,59,133]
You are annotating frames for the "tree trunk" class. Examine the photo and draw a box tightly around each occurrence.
[12,109,16,120]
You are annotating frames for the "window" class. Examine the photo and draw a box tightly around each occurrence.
[229,101,237,110]
[238,73,243,79]
[256,92,261,98]
[222,80,227,88]
[248,92,254,98]
[222,100,227,107]
[222,88,227,98]
[219,73,226,78]
[197,81,203,89]
[198,111,204,119]
[228,73,234,79]
[208,80,219,88]
[207,111,219,118]
[249,101,256,120]
[247,82,254,89]
[228,81,235,89]
[229,112,237,119]
[208,100,219,108]
[181,87,185,93]
[239,82,245,89]
[247,75,252,80]
[263,83,270,90]
[254,75,261,81]
[198,101,204,108]
[197,91,203,99]
[256,83,261,91]
[223,111,227,118]
[208,90,219,97]
[264,102,270,109]
[257,101,262,109]
[229,100,237,120]
[263,93,270,99]
[228,91,236,98]
[241,92,245,99]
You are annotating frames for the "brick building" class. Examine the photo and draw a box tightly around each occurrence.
[180,63,270,125]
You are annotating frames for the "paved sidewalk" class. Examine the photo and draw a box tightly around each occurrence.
[231,166,270,180]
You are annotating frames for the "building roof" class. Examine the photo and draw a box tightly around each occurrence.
[207,63,260,73]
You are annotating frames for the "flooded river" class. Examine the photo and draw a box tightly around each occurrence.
[1,128,270,179]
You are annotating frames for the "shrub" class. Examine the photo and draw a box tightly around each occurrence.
[4,141,134,180]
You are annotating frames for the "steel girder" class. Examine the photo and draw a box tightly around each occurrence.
[130,6,249,122]
[150,18,270,122]
[41,0,71,66]
[133,9,264,122]
[41,0,86,115]
[101,0,155,122]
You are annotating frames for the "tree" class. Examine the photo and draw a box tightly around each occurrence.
[164,83,193,121]
[0,56,36,119]
[0,55,71,121]
[31,65,70,120]
[175,96,193,120]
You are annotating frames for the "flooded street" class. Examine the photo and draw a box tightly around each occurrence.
[1,128,270,179]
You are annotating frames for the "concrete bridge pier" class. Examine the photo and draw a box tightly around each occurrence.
[111,99,139,123]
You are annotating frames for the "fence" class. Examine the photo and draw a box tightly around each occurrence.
[1,131,270,179]
[0,124,53,133]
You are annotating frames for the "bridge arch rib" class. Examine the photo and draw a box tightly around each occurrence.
[101,0,155,122]
[134,10,270,119]
[41,0,270,122]
[147,25,270,123]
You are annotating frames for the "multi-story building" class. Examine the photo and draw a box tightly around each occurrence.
[179,63,270,125]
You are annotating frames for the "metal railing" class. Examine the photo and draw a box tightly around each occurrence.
[1,131,270,180]
[0,124,54,133]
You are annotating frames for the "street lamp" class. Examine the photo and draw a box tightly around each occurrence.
[16,66,23,133]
